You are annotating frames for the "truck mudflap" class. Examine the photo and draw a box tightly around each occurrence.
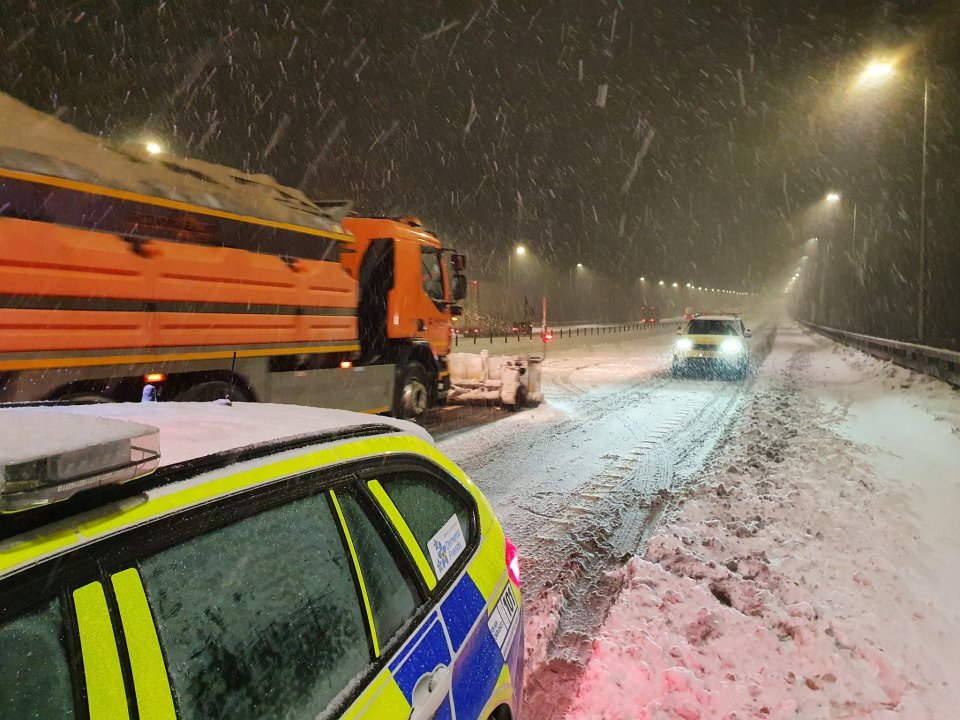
[446,351,543,407]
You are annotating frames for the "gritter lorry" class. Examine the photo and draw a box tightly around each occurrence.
[0,93,466,420]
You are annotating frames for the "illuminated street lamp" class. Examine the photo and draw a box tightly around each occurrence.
[570,263,585,321]
[825,192,841,203]
[849,54,929,342]
[857,61,895,86]
[145,141,163,155]
[507,244,528,310]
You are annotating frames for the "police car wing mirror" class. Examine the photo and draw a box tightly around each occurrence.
[676,327,683,335]
[744,328,753,338]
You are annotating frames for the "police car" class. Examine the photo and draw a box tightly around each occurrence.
[672,314,753,379]
[0,402,524,720]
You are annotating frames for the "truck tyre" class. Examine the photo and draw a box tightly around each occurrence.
[396,362,429,422]
[175,381,251,402]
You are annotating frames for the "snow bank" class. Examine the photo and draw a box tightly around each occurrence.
[566,322,960,719]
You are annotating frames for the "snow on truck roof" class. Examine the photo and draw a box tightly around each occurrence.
[1,402,432,469]
[0,93,351,235]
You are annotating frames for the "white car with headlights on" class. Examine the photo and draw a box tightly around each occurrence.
[672,315,752,379]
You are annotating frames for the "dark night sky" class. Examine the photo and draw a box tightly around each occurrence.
[1,0,956,301]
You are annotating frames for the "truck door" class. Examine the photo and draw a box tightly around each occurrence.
[388,239,450,355]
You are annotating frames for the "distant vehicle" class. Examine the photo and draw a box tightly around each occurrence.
[683,307,702,322]
[672,314,752,379]
[0,402,525,720]
[640,305,660,324]
[511,321,533,335]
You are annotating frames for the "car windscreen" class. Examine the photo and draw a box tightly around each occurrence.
[686,320,740,336]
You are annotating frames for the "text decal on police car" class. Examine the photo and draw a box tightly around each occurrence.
[428,515,466,579]
[488,585,521,660]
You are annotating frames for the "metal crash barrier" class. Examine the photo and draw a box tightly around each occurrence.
[802,321,960,388]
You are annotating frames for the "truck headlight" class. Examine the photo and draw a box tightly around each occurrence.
[675,338,693,351]
[720,338,744,354]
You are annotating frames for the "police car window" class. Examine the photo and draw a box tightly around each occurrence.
[0,598,74,719]
[378,471,474,580]
[138,493,369,720]
[336,490,422,648]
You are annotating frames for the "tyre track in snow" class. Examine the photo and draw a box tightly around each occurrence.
[435,332,764,717]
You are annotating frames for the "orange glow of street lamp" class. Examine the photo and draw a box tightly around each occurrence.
[858,61,895,85]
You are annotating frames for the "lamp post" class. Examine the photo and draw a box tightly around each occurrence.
[507,244,526,317]
[570,263,583,322]
[853,59,929,342]
[469,279,481,324]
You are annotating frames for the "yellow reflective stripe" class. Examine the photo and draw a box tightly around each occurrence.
[73,581,130,720]
[0,344,361,372]
[467,525,505,602]
[330,490,380,657]
[340,669,411,719]
[0,528,76,575]
[367,480,437,591]
[110,569,176,720]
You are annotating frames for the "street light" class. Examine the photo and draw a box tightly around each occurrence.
[507,245,528,319]
[825,192,841,203]
[850,54,929,342]
[145,141,163,155]
[570,263,584,321]
[857,61,895,87]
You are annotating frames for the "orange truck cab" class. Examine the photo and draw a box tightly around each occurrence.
[341,216,467,416]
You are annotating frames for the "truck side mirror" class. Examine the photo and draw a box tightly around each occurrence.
[676,327,683,335]
[452,274,467,301]
[450,305,464,317]
[451,253,467,272]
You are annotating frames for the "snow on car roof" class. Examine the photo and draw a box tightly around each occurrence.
[4,403,432,467]
[0,93,351,233]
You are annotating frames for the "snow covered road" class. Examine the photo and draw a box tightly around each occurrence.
[437,311,774,716]
[437,312,960,718]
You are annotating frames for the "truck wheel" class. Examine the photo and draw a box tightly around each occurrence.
[396,363,429,422]
[175,381,251,402]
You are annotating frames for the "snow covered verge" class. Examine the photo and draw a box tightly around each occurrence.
[563,321,960,719]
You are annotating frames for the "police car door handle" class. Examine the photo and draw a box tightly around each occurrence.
[409,664,451,720]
